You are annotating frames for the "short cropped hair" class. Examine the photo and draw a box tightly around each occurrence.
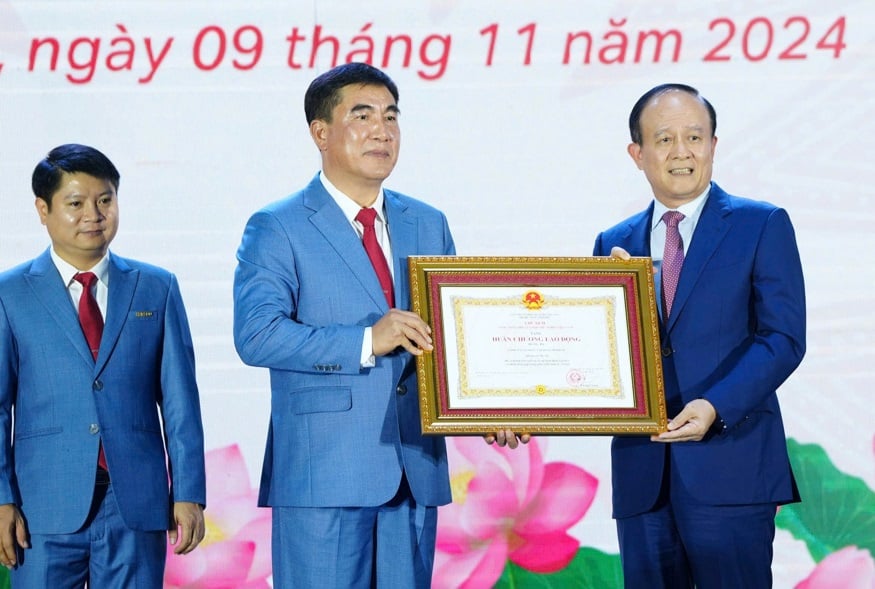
[304,62,400,124]
[32,144,120,209]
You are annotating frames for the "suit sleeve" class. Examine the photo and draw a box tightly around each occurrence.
[159,274,206,505]
[703,208,806,427]
[0,296,19,506]
[593,232,606,256]
[233,210,364,374]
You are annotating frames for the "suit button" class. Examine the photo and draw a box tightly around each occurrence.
[661,345,673,357]
[93,380,104,391]
[396,384,407,396]
[89,424,100,435]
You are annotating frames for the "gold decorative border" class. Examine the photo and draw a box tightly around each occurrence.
[408,256,667,435]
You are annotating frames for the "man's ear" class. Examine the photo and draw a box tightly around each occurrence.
[35,197,49,225]
[310,119,328,151]
[627,142,643,170]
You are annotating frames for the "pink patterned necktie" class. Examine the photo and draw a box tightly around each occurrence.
[661,211,686,319]
[73,272,109,471]
[355,207,395,307]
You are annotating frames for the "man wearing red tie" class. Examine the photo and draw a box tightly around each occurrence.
[234,63,468,588]
[0,144,207,587]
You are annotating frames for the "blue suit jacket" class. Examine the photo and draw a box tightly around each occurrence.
[233,174,455,508]
[593,183,805,518]
[0,250,206,534]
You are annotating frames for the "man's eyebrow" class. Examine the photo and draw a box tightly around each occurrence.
[654,123,705,135]
[350,104,400,114]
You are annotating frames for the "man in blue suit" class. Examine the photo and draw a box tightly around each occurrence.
[233,63,460,588]
[0,144,207,587]
[593,84,806,588]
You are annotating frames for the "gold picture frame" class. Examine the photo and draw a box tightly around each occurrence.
[408,256,667,435]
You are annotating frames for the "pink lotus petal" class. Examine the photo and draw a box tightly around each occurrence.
[454,438,547,507]
[204,445,253,502]
[460,461,519,539]
[164,445,271,588]
[433,545,488,589]
[165,540,255,587]
[515,462,598,535]
[505,439,545,505]
[193,541,257,587]
[164,548,207,586]
[436,437,597,588]
[510,531,580,573]
[433,534,511,589]
[796,546,875,589]
[205,494,265,539]
[459,535,513,589]
[447,439,475,471]
[436,505,478,554]
[234,513,273,582]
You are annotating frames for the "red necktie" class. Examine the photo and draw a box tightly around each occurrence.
[661,211,685,319]
[73,272,108,471]
[355,207,395,307]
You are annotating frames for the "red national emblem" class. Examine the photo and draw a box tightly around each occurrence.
[523,290,544,310]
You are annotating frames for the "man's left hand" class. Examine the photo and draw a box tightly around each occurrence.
[169,501,205,555]
[651,399,717,443]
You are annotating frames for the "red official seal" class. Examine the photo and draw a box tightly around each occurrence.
[567,369,584,386]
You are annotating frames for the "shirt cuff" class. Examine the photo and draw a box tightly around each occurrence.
[360,327,376,367]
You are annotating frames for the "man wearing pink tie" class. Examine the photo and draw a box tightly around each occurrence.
[593,84,806,588]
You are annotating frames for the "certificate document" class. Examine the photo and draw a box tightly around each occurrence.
[408,256,667,435]
[441,285,636,410]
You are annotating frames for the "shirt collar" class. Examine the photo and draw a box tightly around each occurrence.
[319,171,386,226]
[50,249,110,288]
[651,183,711,230]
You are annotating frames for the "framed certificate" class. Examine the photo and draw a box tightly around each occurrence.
[408,256,667,435]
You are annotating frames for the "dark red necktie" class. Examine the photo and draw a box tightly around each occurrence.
[73,272,108,471]
[74,272,103,360]
[661,211,686,319]
[355,207,395,307]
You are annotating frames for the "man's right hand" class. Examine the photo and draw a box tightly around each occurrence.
[611,246,657,276]
[0,503,28,569]
[610,246,632,261]
[372,309,434,356]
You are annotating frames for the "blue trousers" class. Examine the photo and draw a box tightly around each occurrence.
[10,481,165,588]
[271,476,438,589]
[616,450,778,589]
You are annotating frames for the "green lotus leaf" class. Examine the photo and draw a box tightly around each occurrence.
[494,547,623,588]
[776,438,875,562]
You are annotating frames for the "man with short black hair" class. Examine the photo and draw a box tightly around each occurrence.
[0,143,207,588]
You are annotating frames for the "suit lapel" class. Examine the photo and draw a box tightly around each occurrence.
[665,184,732,331]
[384,191,414,310]
[620,205,654,258]
[98,254,138,371]
[304,177,390,311]
[25,250,95,366]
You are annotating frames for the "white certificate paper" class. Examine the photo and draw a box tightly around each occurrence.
[439,285,636,410]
